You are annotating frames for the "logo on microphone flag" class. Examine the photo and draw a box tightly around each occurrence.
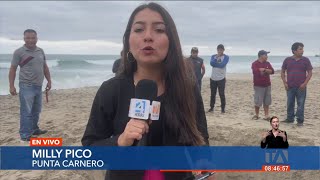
[150,101,161,120]
[129,98,150,120]
[135,101,146,114]
[128,99,161,120]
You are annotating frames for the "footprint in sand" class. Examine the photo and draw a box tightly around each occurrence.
[4,137,15,143]
[220,126,233,131]
[46,121,53,124]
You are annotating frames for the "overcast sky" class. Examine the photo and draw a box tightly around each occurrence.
[0,1,319,55]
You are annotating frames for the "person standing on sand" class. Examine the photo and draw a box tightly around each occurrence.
[9,29,51,142]
[251,50,274,120]
[81,2,212,180]
[187,47,205,91]
[281,42,313,126]
[208,44,229,113]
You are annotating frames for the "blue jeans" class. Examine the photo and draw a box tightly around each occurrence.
[287,87,306,123]
[19,83,42,139]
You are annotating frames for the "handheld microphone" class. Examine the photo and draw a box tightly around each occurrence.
[128,79,161,146]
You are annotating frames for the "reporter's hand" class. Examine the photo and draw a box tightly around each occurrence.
[117,119,149,146]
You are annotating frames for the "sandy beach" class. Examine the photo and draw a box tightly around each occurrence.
[0,68,319,180]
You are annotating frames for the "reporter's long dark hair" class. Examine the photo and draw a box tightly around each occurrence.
[119,2,205,146]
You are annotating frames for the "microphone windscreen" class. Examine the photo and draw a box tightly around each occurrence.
[135,79,158,101]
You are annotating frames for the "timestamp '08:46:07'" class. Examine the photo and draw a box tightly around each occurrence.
[262,165,290,172]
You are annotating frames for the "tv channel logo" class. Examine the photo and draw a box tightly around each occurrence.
[265,149,288,164]
[135,101,146,114]
[129,99,150,120]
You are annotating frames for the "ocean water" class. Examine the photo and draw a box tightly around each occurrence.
[0,54,319,95]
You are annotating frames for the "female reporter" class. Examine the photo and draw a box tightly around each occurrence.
[81,2,210,180]
[261,116,289,148]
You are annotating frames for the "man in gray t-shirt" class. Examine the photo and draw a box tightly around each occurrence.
[9,29,52,141]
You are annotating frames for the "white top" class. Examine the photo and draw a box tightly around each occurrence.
[211,55,227,81]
